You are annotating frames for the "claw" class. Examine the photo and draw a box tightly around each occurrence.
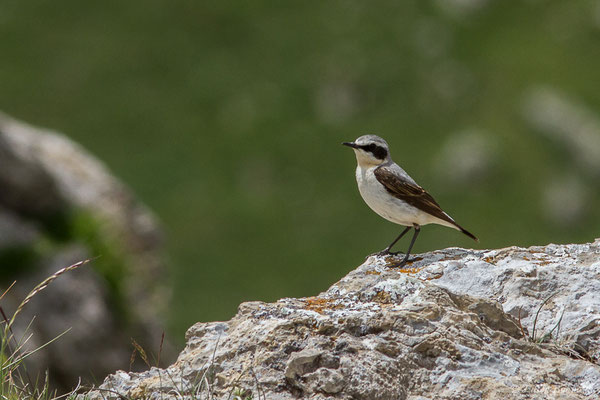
[391,259,409,268]
[369,249,390,257]
[386,256,423,269]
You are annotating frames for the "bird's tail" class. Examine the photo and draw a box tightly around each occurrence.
[439,212,479,242]
[456,223,478,242]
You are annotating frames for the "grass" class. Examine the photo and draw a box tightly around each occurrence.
[517,293,564,344]
[0,235,251,400]
[516,293,600,366]
[68,212,131,323]
[1,259,90,400]
[79,333,262,400]
[528,293,565,344]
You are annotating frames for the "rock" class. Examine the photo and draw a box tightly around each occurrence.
[0,206,40,249]
[81,240,600,399]
[0,122,65,217]
[7,246,133,385]
[0,112,172,390]
[0,111,163,259]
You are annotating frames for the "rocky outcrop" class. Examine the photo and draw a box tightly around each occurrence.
[82,240,600,399]
[0,112,172,390]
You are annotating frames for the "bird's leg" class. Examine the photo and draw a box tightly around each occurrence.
[376,226,411,256]
[397,225,420,267]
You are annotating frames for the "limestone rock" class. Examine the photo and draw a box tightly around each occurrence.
[0,206,39,249]
[0,112,172,390]
[82,240,600,399]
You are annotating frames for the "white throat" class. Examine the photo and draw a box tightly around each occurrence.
[353,150,385,168]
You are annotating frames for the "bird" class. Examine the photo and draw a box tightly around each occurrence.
[343,134,478,267]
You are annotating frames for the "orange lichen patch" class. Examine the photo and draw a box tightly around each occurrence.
[419,272,444,281]
[303,297,345,315]
[523,256,530,261]
[303,297,328,314]
[531,256,552,266]
[483,256,495,264]
[398,267,423,274]
[525,252,553,266]
[383,256,396,264]
[365,270,381,275]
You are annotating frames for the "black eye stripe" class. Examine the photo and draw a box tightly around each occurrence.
[360,144,377,152]
[361,144,373,151]
[360,144,388,160]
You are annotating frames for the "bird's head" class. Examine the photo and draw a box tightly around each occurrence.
[342,134,390,166]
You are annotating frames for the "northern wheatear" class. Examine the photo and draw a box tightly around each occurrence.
[343,134,477,266]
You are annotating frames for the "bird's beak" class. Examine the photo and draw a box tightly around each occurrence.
[342,142,359,149]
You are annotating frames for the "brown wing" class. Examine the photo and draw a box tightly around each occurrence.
[374,166,456,226]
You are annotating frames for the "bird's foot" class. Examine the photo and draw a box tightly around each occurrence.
[388,258,411,268]
[388,250,405,257]
[370,248,398,257]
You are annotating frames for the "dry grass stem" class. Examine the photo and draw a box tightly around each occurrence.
[7,259,92,331]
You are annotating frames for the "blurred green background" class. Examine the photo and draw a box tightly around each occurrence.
[1,0,599,342]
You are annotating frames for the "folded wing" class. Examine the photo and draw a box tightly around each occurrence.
[374,165,478,241]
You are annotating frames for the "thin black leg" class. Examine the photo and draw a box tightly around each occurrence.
[384,226,412,254]
[399,225,420,266]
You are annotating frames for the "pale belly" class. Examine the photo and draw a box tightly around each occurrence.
[355,166,450,227]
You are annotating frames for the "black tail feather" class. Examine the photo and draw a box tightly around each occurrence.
[459,226,478,242]
[452,222,478,242]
